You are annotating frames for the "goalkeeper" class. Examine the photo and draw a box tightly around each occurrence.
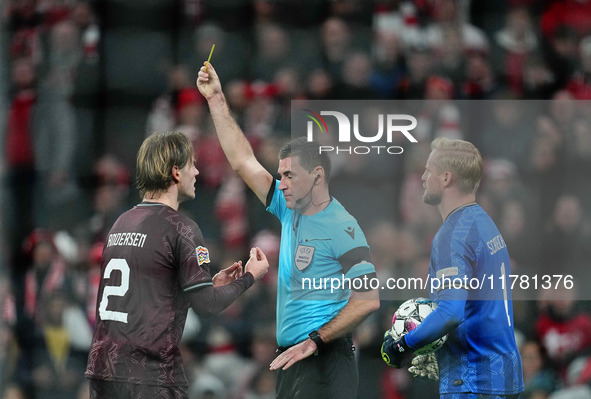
[381,138,524,399]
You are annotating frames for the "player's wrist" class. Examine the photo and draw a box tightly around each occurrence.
[381,331,413,368]
[207,92,226,107]
[242,271,255,286]
[399,335,411,352]
[308,330,324,350]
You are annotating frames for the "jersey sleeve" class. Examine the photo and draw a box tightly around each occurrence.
[430,227,478,291]
[404,289,467,349]
[333,220,376,289]
[266,179,289,221]
[175,221,214,292]
[332,219,369,259]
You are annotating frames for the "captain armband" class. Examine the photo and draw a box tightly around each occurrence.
[339,246,377,292]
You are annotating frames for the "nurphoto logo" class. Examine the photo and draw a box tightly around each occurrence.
[299,103,419,155]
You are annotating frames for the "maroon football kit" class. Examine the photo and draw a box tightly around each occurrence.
[85,202,252,388]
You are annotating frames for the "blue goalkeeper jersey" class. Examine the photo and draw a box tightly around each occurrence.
[266,180,375,347]
[406,203,523,395]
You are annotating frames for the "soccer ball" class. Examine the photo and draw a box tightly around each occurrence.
[390,297,447,355]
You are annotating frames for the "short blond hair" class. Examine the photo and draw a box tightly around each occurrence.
[136,131,194,198]
[431,137,483,194]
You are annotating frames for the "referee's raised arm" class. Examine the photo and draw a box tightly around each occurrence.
[196,63,273,205]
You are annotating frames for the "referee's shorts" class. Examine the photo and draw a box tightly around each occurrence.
[275,334,358,399]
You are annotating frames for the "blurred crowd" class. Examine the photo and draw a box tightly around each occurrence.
[2,0,591,398]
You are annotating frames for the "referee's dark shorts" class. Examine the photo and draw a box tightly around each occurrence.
[275,334,358,399]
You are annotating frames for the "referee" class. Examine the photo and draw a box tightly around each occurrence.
[197,64,380,399]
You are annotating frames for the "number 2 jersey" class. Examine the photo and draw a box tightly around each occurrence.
[85,202,215,386]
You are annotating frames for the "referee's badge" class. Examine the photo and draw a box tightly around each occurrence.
[196,246,211,266]
[295,245,315,271]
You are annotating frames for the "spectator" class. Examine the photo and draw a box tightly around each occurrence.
[521,340,558,399]
[370,31,406,99]
[498,199,537,272]
[461,53,498,99]
[373,0,422,50]
[34,20,81,228]
[250,24,294,81]
[492,6,540,96]
[74,154,130,248]
[5,0,43,62]
[145,64,193,136]
[17,230,68,324]
[414,75,462,140]
[397,44,435,99]
[233,325,277,399]
[70,1,99,63]
[305,68,335,100]
[522,54,556,99]
[175,87,206,146]
[536,288,591,383]
[566,36,591,99]
[540,0,591,42]
[29,291,89,399]
[69,1,101,177]
[242,367,276,399]
[539,195,591,275]
[334,52,377,99]
[320,17,354,81]
[542,26,579,94]
[477,98,534,172]
[479,158,525,220]
[564,117,591,211]
[424,0,490,55]
[3,58,38,260]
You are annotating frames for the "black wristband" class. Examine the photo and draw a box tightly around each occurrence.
[308,330,324,349]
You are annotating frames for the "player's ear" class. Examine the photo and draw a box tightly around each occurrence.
[312,167,323,183]
[171,165,181,183]
[442,171,453,187]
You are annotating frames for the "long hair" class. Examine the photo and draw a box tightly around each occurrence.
[136,131,194,198]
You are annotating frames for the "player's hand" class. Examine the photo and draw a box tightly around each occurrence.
[212,261,243,287]
[244,247,269,281]
[408,353,439,381]
[196,63,222,100]
[381,330,412,368]
[269,338,318,371]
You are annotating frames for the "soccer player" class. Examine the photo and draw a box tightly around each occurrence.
[196,64,380,399]
[85,131,269,399]
[381,138,524,399]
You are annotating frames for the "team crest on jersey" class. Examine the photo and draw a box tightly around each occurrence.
[295,245,315,271]
[196,246,211,265]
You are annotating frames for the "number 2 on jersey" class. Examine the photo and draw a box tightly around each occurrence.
[99,258,130,323]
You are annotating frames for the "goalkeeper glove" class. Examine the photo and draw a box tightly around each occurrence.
[381,330,413,368]
[408,353,439,381]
